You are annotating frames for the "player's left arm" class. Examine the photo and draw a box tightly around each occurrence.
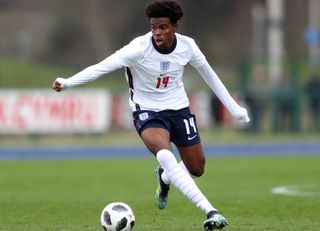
[188,38,250,123]
[194,61,250,123]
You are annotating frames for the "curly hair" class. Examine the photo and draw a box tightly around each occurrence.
[145,0,183,24]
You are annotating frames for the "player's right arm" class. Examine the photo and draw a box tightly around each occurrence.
[52,53,123,92]
[52,37,143,92]
[52,77,67,92]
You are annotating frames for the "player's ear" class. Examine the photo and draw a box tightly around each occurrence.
[173,23,178,32]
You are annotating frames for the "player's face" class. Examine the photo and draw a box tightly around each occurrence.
[150,17,177,52]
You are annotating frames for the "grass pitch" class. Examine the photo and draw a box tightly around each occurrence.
[0,155,320,231]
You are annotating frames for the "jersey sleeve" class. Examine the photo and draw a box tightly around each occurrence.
[189,39,206,68]
[63,38,143,88]
[116,38,144,67]
[194,62,250,122]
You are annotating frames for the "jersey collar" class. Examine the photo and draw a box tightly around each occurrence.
[152,36,177,54]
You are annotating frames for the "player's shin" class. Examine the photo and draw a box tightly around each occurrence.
[156,149,217,214]
[161,161,195,183]
[179,161,198,178]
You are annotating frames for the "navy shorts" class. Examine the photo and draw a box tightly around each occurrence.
[132,107,201,147]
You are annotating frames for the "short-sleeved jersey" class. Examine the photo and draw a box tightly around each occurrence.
[114,32,206,112]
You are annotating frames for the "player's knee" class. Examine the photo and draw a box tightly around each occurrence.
[189,165,205,177]
[191,170,204,177]
[186,158,205,177]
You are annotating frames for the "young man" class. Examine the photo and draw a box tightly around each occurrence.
[52,1,250,230]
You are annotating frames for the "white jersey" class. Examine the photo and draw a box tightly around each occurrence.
[62,32,250,122]
[119,32,206,111]
[66,32,205,112]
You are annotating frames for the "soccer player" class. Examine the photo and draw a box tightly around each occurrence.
[52,1,250,230]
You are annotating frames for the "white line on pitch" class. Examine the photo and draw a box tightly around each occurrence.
[271,185,320,196]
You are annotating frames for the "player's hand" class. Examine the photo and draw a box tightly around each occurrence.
[52,77,67,92]
[234,107,250,123]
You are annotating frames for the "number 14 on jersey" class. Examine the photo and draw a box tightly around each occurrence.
[156,76,169,88]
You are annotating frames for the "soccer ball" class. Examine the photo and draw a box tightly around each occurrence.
[100,202,135,231]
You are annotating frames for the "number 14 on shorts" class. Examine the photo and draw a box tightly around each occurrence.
[183,117,197,135]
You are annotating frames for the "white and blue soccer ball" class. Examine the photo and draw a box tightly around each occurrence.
[100,202,135,231]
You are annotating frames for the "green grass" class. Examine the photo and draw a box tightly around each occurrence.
[0,58,220,92]
[0,155,320,231]
[0,58,72,89]
[0,129,319,148]
[0,58,128,91]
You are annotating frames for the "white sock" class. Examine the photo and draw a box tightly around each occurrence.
[156,149,217,214]
[161,161,193,184]
[178,161,197,178]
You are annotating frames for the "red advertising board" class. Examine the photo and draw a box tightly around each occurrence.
[0,90,111,134]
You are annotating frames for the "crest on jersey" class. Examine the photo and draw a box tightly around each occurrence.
[160,61,170,72]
